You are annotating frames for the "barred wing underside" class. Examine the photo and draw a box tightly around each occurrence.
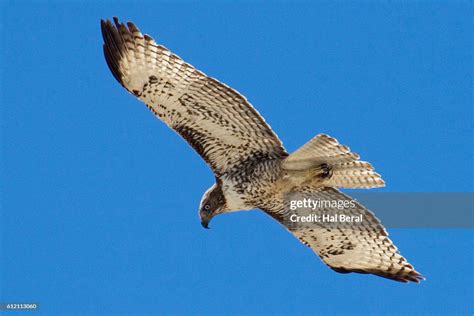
[262,187,424,283]
[101,18,287,177]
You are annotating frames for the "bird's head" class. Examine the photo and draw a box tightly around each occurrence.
[199,183,227,229]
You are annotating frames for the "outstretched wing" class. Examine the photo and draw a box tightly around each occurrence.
[101,17,287,177]
[262,187,424,283]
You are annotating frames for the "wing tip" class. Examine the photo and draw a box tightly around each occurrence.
[331,266,425,283]
[101,17,157,93]
[100,17,128,88]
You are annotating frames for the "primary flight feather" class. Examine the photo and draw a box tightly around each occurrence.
[101,17,424,283]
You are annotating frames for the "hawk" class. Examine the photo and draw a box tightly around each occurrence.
[101,17,424,283]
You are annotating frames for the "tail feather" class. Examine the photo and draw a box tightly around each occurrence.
[283,134,385,189]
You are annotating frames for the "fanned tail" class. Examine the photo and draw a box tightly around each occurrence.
[283,134,385,189]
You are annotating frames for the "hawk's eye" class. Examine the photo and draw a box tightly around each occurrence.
[204,204,211,211]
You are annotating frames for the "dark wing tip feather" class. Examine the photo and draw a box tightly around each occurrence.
[332,267,425,283]
[100,17,128,88]
[126,21,140,34]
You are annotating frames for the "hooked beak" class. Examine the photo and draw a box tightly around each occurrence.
[201,220,210,229]
[200,208,219,229]
[200,213,212,229]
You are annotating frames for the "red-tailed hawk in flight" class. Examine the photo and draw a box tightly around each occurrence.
[101,17,424,283]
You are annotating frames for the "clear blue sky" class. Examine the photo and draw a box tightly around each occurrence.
[1,1,473,315]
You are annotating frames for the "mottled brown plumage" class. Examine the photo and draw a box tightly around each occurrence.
[101,17,423,283]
